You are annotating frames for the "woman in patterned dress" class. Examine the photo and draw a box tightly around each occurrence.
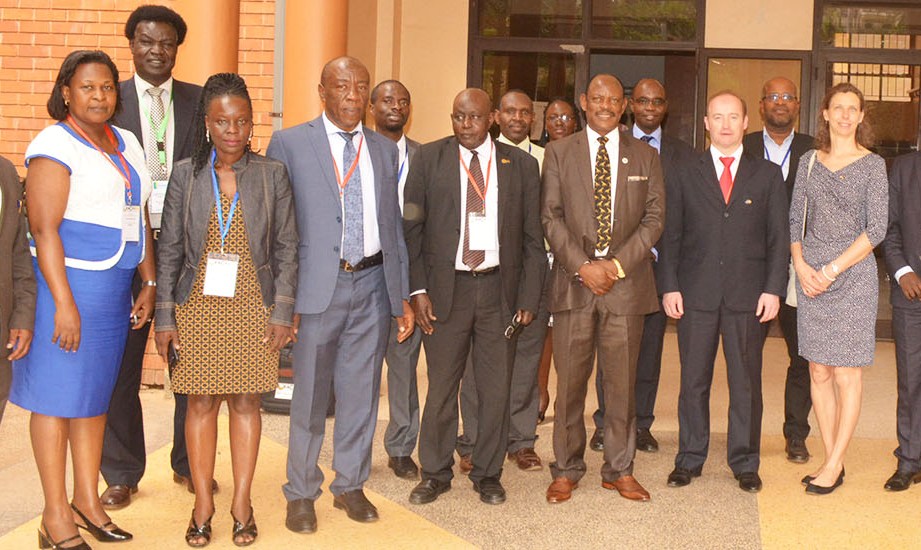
[154,73,297,546]
[789,82,888,495]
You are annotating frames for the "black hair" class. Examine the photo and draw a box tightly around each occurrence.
[496,89,532,111]
[47,50,121,121]
[191,73,253,175]
[125,5,188,44]
[370,79,411,104]
[538,97,582,146]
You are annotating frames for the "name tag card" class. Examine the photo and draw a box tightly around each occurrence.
[149,180,168,214]
[122,206,141,242]
[468,212,498,251]
[203,252,240,297]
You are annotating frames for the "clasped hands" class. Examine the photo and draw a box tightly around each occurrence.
[795,259,833,299]
[578,259,621,296]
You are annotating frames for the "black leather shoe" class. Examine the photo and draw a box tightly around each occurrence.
[71,502,133,542]
[636,428,659,452]
[884,470,921,492]
[785,438,810,463]
[802,466,844,487]
[589,428,604,452]
[333,489,379,522]
[285,498,317,534]
[735,471,763,493]
[806,469,844,495]
[409,478,451,504]
[388,456,419,479]
[667,467,701,487]
[472,476,506,505]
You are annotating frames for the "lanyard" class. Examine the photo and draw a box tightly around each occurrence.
[332,133,364,196]
[66,115,133,205]
[763,142,792,172]
[141,90,173,166]
[209,149,240,253]
[397,154,408,183]
[459,143,493,204]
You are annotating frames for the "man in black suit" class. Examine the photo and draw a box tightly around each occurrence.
[742,76,815,464]
[371,79,425,480]
[404,88,545,505]
[101,4,204,510]
[590,78,693,454]
[883,151,921,492]
[660,91,788,493]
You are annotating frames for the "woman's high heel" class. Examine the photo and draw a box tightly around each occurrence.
[38,523,90,549]
[231,507,258,547]
[70,503,132,542]
[185,509,213,548]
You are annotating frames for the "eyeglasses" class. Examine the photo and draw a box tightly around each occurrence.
[763,93,798,103]
[632,97,666,107]
[547,114,574,123]
[451,113,486,123]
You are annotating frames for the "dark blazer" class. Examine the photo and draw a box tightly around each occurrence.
[884,151,921,310]
[542,129,665,315]
[155,152,298,330]
[267,117,408,316]
[403,137,545,320]
[0,156,35,359]
[658,149,789,312]
[114,78,202,164]
[742,131,814,202]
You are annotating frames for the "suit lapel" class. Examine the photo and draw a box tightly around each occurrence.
[728,155,755,208]
[495,140,510,236]
[573,131,593,199]
[697,150,726,208]
[364,130,384,219]
[118,81,143,139]
[444,138,462,233]
[305,119,342,200]
[611,131,629,223]
[172,82,197,163]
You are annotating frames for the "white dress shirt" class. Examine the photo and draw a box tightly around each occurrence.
[762,129,794,180]
[396,134,409,213]
[133,74,176,178]
[632,125,662,154]
[586,126,620,257]
[322,113,381,258]
[456,138,499,271]
[710,144,743,185]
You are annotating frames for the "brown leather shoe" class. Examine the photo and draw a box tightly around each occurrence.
[602,475,650,501]
[507,448,542,471]
[100,484,138,510]
[546,477,578,503]
[173,472,220,495]
[458,454,473,475]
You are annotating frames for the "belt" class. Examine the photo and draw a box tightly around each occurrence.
[152,229,161,240]
[340,251,383,272]
[456,266,499,277]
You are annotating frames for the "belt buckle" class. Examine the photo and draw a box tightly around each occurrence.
[343,260,355,272]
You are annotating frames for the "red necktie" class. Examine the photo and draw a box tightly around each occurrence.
[719,156,734,204]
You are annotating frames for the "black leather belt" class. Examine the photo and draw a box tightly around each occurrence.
[340,251,383,272]
[456,266,499,277]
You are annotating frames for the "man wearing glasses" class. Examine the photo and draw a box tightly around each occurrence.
[742,77,815,465]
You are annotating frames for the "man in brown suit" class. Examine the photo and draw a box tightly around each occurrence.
[0,155,36,423]
[542,74,665,503]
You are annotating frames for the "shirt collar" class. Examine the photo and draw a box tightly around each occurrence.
[710,143,744,165]
[460,136,493,159]
[322,112,363,138]
[134,74,173,98]
[762,128,795,148]
[586,125,620,147]
[396,134,407,159]
[632,125,662,143]
[497,132,533,153]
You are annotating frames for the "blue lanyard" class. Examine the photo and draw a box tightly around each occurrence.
[210,149,239,253]
[763,142,792,172]
[397,154,407,183]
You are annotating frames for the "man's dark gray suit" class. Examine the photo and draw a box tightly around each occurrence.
[267,117,408,501]
[403,137,545,483]
[742,130,814,444]
[103,78,201,487]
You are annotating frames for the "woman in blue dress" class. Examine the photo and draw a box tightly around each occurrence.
[11,50,154,549]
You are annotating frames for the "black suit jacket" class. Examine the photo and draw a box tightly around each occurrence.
[114,78,202,164]
[884,151,921,310]
[742,131,814,203]
[658,149,789,312]
[403,137,546,320]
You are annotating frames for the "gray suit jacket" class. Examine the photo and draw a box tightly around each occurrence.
[0,156,36,360]
[884,152,921,310]
[267,117,408,316]
[114,78,202,164]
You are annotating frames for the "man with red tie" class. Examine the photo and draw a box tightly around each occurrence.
[659,91,788,493]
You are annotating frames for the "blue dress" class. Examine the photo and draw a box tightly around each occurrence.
[11,123,150,418]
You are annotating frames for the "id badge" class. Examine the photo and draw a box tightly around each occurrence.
[149,180,168,214]
[122,205,141,242]
[468,212,497,251]
[203,252,240,297]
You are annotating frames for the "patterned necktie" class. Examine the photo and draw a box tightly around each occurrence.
[146,87,167,180]
[640,135,653,144]
[594,136,612,253]
[462,150,486,270]
[719,156,734,204]
[339,131,364,265]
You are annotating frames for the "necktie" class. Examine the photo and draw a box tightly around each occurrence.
[719,156,734,204]
[594,136,612,253]
[146,87,167,180]
[339,131,364,265]
[463,150,486,270]
[640,135,653,144]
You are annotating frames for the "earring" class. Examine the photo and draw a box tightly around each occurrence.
[64,99,69,107]
[206,128,210,142]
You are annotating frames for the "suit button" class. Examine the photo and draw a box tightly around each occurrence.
[723,212,730,218]
[334,246,340,252]
[337,216,342,223]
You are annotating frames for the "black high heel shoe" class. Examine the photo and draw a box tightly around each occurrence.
[806,468,845,495]
[231,507,258,547]
[185,509,213,548]
[38,523,90,549]
[801,466,845,486]
[70,503,132,542]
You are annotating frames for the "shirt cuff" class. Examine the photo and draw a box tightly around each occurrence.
[410,289,427,296]
[895,266,914,283]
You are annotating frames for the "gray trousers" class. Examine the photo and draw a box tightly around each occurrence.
[383,320,423,457]
[893,306,921,473]
[284,266,390,501]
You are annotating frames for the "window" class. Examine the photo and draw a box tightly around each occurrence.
[592,0,698,42]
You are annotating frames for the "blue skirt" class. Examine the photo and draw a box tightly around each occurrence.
[11,260,133,418]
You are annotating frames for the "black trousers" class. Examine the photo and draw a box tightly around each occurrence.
[778,302,811,440]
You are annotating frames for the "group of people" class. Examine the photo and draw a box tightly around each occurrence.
[1,4,921,550]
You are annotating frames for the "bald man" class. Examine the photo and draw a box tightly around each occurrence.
[404,88,545,505]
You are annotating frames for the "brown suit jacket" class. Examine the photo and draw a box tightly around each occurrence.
[0,156,36,361]
[542,128,665,315]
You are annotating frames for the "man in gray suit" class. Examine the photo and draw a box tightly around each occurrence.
[370,79,424,480]
[267,56,414,534]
